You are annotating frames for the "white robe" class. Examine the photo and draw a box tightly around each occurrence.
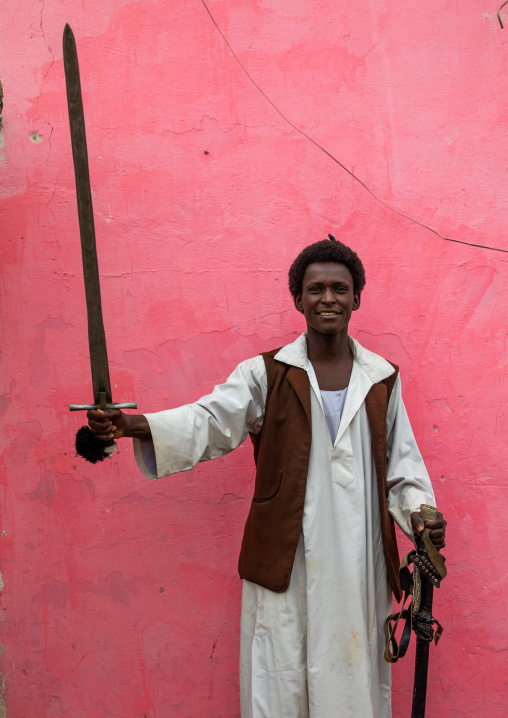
[133,334,436,718]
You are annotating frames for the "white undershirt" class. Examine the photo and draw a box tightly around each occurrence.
[320,388,348,443]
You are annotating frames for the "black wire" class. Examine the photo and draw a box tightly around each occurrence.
[200,0,508,256]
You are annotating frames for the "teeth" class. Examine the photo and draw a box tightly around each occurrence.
[319,312,338,316]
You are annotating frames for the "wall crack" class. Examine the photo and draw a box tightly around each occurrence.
[39,0,55,83]
[200,0,508,255]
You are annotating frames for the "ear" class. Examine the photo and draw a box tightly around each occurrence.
[352,293,361,311]
[294,294,304,314]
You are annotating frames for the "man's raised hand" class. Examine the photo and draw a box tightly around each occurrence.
[87,409,153,441]
[87,408,127,441]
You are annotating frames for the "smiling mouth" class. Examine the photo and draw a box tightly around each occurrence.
[317,311,340,316]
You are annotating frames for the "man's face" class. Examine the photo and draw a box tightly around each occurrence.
[295,262,360,335]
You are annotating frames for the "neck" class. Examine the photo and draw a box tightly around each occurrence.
[305,326,352,364]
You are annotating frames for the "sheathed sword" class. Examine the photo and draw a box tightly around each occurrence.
[410,504,446,718]
[384,504,447,717]
[63,24,136,462]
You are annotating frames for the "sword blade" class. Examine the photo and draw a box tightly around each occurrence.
[63,24,112,406]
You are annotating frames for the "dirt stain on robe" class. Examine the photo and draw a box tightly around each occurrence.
[346,629,361,668]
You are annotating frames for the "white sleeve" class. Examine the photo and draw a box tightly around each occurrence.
[133,355,267,480]
[385,374,436,539]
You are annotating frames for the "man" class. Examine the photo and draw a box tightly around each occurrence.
[88,236,446,717]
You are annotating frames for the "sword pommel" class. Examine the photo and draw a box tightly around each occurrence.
[420,504,438,523]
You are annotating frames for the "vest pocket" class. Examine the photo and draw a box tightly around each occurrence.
[252,470,284,503]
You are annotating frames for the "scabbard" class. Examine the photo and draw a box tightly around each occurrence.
[411,575,434,718]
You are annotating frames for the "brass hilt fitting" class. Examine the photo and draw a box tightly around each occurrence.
[420,504,438,523]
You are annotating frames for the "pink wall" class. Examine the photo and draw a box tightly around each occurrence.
[1,1,507,715]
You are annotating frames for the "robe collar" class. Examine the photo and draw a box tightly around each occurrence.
[274,333,396,445]
[274,332,395,383]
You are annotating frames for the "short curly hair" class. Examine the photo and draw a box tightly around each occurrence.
[288,235,366,305]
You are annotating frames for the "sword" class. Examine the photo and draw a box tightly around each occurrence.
[410,504,446,718]
[63,24,137,461]
[383,505,446,717]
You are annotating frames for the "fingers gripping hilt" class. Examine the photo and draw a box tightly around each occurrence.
[70,391,137,464]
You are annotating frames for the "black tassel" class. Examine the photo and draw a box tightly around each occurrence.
[75,426,109,463]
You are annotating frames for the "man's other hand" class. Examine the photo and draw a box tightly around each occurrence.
[410,510,447,550]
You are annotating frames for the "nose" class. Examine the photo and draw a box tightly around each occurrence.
[321,288,336,304]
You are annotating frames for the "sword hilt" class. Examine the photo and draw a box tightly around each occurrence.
[420,504,438,523]
[417,505,437,557]
[71,392,137,463]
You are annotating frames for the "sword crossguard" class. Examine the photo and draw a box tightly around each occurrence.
[69,402,138,412]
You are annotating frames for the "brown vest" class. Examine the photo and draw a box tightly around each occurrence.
[238,348,402,601]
